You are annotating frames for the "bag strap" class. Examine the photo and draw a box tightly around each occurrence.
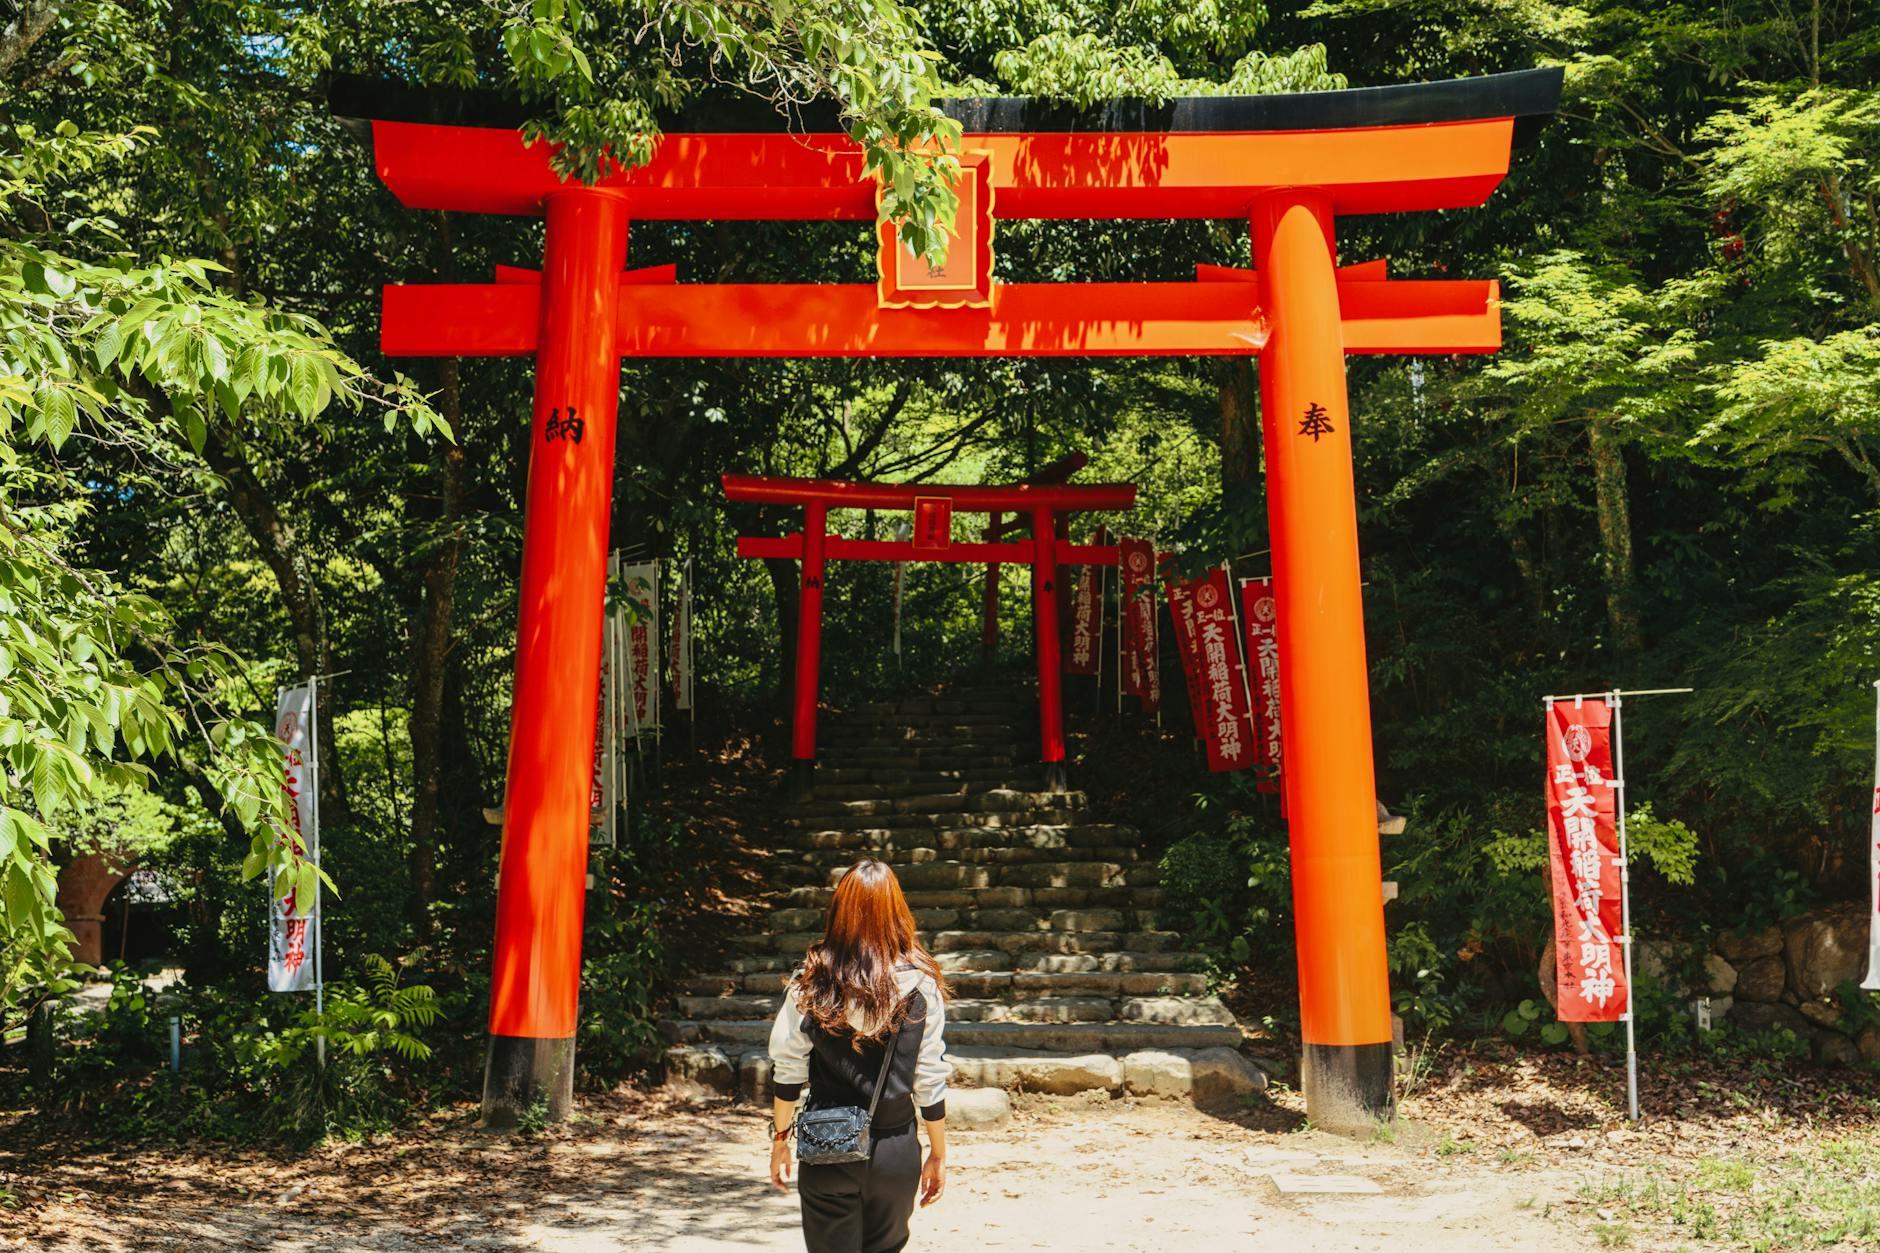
[863,993,912,1123]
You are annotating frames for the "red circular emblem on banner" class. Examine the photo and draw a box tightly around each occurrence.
[1197,584,1219,609]
[1254,596,1276,623]
[1128,551,1149,574]
[277,711,300,740]
[1565,724,1593,762]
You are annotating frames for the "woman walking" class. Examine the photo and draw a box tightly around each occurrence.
[767,858,950,1252]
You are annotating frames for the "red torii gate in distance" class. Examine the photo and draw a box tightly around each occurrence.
[335,66,1561,1137]
[723,473,1134,795]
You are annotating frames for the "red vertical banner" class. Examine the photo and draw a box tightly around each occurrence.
[1239,577,1283,793]
[1118,538,1159,713]
[1065,527,1106,676]
[1545,698,1629,1022]
[1164,571,1208,740]
[1191,568,1256,772]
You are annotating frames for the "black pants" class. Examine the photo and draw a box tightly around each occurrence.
[798,1119,921,1253]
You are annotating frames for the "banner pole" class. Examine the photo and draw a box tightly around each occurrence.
[309,673,325,1071]
[1863,679,1880,991]
[1224,562,1259,737]
[1115,559,1124,718]
[1093,546,1105,717]
[1609,689,1637,1121]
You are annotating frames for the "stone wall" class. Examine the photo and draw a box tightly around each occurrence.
[1663,901,1878,1067]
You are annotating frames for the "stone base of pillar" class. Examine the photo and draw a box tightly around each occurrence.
[1301,1041,1395,1136]
[1041,760,1069,794]
[787,758,817,801]
[482,1034,575,1129]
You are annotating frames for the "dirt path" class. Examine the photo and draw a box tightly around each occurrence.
[8,1091,1593,1252]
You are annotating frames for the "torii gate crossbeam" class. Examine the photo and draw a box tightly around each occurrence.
[335,66,1561,1137]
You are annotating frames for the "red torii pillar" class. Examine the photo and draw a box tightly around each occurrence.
[982,452,1088,663]
[480,189,628,1124]
[1254,192,1394,1123]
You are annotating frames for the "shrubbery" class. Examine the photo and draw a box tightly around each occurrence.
[35,956,444,1145]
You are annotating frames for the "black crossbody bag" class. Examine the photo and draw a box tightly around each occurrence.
[794,1005,905,1167]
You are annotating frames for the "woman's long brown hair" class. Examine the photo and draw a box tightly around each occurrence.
[795,858,948,1045]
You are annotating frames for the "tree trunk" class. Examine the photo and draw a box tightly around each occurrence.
[406,213,468,939]
[1220,358,1260,485]
[200,427,349,825]
[0,1,64,80]
[1489,455,1547,626]
[1587,416,1644,656]
[406,357,465,938]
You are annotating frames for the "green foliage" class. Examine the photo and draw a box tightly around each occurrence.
[992,33,1343,106]
[1624,804,1699,887]
[492,0,965,261]
[1158,797,1291,975]
[47,957,442,1144]
[0,114,441,1028]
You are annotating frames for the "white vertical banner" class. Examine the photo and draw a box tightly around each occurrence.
[268,683,319,994]
[593,574,621,849]
[621,560,660,737]
[1863,679,1880,991]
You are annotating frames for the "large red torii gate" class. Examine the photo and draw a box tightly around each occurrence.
[334,66,1561,1136]
[723,474,1135,795]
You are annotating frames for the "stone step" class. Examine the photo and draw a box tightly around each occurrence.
[678,993,1229,1026]
[685,947,1198,990]
[829,860,1129,891]
[937,949,1193,974]
[777,845,1141,871]
[678,967,1210,999]
[745,926,1185,956]
[767,903,1151,934]
[944,1044,1265,1102]
[661,1017,1243,1053]
[821,722,1024,740]
[773,884,1163,912]
[819,735,1028,754]
[772,863,1158,892]
[843,698,1030,718]
[777,823,1141,854]
[830,707,1024,723]
[816,766,1018,786]
[817,750,1017,769]
[797,779,1033,803]
[784,808,1087,832]
[664,1039,1263,1108]
[929,927,1184,955]
[784,790,1086,820]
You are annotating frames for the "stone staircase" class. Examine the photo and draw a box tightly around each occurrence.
[660,683,1267,1116]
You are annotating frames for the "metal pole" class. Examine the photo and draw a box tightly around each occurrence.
[1545,687,1694,702]
[1609,690,1638,1121]
[1105,553,1120,718]
[1225,562,1259,734]
[1094,546,1106,717]
[309,673,325,1070]
[169,1015,181,1072]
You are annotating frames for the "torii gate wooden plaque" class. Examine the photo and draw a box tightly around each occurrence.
[335,67,1562,1136]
